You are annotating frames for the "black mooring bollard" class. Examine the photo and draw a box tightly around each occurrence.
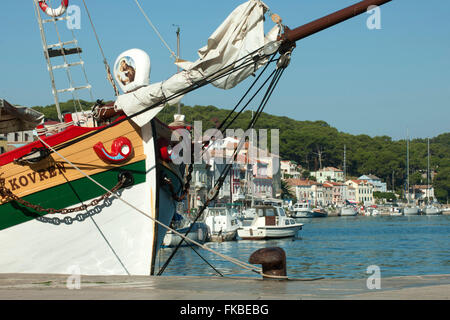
[249,247,287,280]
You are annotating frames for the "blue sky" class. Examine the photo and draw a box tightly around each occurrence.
[1,0,449,140]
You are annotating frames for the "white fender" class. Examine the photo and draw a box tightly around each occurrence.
[38,0,69,18]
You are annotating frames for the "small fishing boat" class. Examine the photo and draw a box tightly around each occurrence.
[203,207,241,242]
[312,207,328,218]
[238,205,303,240]
[340,205,358,216]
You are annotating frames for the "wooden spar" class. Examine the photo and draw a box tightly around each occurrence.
[281,0,392,43]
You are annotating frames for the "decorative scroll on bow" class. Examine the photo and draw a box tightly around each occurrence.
[93,137,133,164]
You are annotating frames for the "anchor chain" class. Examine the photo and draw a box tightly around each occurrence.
[0,175,126,215]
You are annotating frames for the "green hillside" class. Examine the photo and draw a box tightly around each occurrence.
[32,101,450,202]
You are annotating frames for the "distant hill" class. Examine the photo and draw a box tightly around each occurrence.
[32,101,450,202]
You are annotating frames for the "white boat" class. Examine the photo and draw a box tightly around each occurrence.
[242,208,257,220]
[367,207,380,216]
[237,206,303,240]
[340,205,358,216]
[422,205,442,216]
[291,203,315,218]
[388,206,403,216]
[402,206,420,216]
[204,207,241,242]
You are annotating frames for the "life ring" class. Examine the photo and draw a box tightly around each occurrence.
[38,0,69,17]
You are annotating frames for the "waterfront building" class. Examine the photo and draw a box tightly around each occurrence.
[198,135,281,208]
[1,130,35,153]
[286,179,322,205]
[345,180,374,205]
[311,166,344,183]
[358,174,387,192]
[188,163,212,210]
[280,160,302,179]
[330,181,347,206]
[322,182,334,206]
[346,185,357,203]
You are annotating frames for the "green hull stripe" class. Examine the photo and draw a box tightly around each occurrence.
[0,160,146,231]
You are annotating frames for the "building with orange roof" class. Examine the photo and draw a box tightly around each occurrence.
[345,179,374,205]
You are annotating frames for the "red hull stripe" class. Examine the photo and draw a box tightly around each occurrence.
[0,125,101,166]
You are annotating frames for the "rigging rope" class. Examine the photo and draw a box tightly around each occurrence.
[133,0,177,59]
[157,55,288,276]
[81,0,120,96]
[34,135,265,276]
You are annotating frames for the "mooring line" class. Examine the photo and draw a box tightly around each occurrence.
[35,135,273,278]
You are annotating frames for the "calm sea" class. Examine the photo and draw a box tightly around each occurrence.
[156,215,450,279]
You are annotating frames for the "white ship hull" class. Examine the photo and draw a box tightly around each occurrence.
[0,121,182,276]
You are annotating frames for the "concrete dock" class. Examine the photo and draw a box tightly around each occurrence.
[0,273,449,300]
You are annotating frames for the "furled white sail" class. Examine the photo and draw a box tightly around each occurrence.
[114,0,280,127]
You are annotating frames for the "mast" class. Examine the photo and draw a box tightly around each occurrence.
[250,110,255,207]
[175,25,181,115]
[392,170,395,194]
[427,138,430,205]
[406,130,410,204]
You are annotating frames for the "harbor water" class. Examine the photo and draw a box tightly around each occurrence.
[156,215,450,279]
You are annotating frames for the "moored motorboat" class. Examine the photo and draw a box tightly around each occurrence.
[203,207,241,242]
[291,203,315,218]
[340,205,358,216]
[238,205,303,240]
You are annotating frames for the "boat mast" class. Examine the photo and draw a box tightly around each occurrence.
[406,130,410,205]
[175,25,181,115]
[245,110,255,208]
[427,137,430,205]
